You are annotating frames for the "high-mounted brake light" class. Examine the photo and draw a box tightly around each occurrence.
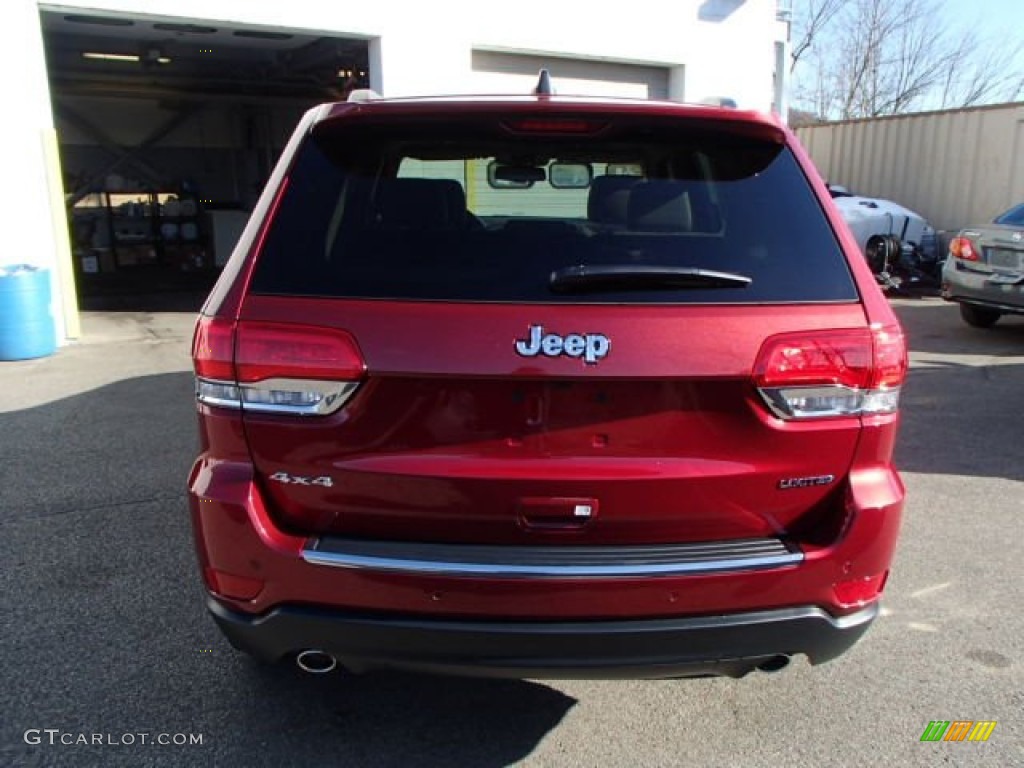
[753,326,906,420]
[949,236,979,262]
[193,318,365,416]
[503,118,609,135]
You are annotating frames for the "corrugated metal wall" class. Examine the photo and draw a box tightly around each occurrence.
[795,103,1024,231]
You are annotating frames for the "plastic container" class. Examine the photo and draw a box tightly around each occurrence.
[0,265,56,360]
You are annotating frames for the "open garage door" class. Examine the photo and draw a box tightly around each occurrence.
[472,51,670,100]
[41,10,369,308]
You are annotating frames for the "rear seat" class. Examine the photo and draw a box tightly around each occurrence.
[373,178,472,231]
[590,177,722,235]
[582,180,725,264]
[587,175,643,229]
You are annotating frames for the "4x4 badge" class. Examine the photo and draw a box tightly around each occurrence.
[269,471,333,487]
[515,325,610,365]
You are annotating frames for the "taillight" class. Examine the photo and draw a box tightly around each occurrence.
[235,322,365,383]
[192,316,235,380]
[949,236,979,261]
[193,318,365,416]
[753,325,906,420]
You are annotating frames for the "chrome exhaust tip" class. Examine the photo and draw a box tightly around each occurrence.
[757,655,791,673]
[295,649,338,674]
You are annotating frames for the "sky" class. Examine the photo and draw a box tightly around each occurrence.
[929,0,1024,107]
[939,0,1024,53]
[791,0,1024,116]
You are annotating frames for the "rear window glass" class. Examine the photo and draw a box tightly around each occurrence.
[994,204,1024,227]
[249,116,857,303]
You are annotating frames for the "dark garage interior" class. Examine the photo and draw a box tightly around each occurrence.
[41,11,369,309]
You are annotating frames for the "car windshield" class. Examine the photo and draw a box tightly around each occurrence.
[249,115,857,304]
[994,203,1024,227]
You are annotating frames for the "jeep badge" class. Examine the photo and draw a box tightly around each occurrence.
[514,325,610,365]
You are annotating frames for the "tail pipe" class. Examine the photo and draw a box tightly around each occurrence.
[757,655,791,673]
[295,649,338,674]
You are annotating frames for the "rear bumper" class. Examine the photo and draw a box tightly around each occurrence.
[209,598,878,679]
[188,451,903,678]
[942,260,1024,312]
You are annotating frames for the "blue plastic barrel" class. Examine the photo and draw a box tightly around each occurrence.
[0,265,56,360]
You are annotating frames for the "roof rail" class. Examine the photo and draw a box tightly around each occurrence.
[699,96,738,109]
[347,88,381,103]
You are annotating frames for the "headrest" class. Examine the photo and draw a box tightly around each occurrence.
[588,175,643,225]
[375,178,467,230]
[434,179,467,219]
[627,181,693,232]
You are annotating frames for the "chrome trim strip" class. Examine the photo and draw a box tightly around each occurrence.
[196,393,243,410]
[301,538,803,579]
[195,379,242,410]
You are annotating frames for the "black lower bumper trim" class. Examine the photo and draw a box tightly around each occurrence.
[946,296,1024,314]
[208,598,878,680]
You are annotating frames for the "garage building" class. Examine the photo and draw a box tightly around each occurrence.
[6,0,789,344]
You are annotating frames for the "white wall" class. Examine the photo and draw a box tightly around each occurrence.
[470,51,671,100]
[3,0,68,343]
[23,0,783,343]
[43,0,781,108]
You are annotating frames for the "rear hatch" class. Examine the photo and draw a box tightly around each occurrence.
[952,205,1024,278]
[213,104,894,546]
[977,223,1024,277]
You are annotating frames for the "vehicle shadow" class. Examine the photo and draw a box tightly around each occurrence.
[236,662,576,766]
[892,299,1024,482]
[1,304,1020,765]
[0,372,573,768]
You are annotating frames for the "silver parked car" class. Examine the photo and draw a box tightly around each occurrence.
[942,203,1024,327]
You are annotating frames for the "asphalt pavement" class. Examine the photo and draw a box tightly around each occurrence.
[0,296,1021,767]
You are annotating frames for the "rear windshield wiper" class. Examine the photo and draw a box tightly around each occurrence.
[549,264,752,294]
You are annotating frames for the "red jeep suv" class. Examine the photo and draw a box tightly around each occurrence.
[188,85,906,679]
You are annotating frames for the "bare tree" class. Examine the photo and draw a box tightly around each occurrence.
[790,0,1024,119]
[793,45,840,118]
[789,0,848,73]
[938,37,1024,109]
